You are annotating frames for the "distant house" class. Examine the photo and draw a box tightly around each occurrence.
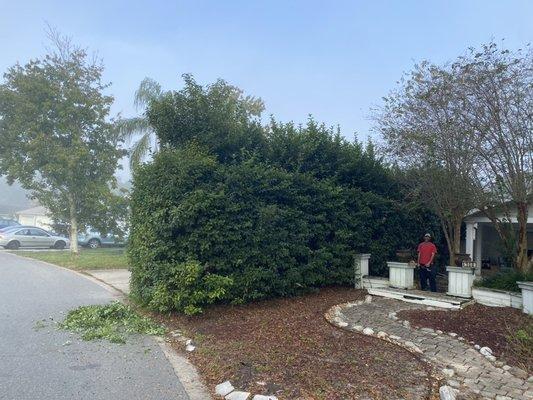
[463,203,533,275]
[15,206,53,230]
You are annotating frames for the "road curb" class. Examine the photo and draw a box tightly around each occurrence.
[4,251,213,400]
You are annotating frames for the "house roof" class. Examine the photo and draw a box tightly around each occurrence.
[15,205,48,216]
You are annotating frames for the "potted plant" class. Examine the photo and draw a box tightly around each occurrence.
[396,249,413,263]
[454,253,471,267]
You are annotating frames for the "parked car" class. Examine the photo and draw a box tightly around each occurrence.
[0,218,20,230]
[0,226,69,250]
[78,230,126,249]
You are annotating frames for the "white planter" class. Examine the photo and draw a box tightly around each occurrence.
[357,254,371,277]
[472,287,522,309]
[446,266,475,298]
[387,262,415,289]
[517,281,533,315]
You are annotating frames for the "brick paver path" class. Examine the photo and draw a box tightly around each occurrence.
[327,297,532,400]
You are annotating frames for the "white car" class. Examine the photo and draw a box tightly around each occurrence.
[0,226,70,250]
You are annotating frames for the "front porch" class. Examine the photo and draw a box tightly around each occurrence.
[464,206,533,276]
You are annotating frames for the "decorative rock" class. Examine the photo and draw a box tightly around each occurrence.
[337,321,348,328]
[388,312,397,319]
[485,355,496,362]
[215,381,235,397]
[474,344,480,350]
[457,337,464,341]
[185,339,193,345]
[352,325,364,331]
[435,330,443,335]
[502,365,511,371]
[185,344,196,352]
[362,327,374,336]
[442,368,455,378]
[447,380,460,388]
[377,331,388,339]
[420,327,434,333]
[226,391,251,400]
[402,320,410,328]
[448,332,457,337]
[494,361,504,367]
[364,295,372,303]
[479,346,493,357]
[389,335,401,340]
[509,366,528,379]
[439,385,457,400]
[252,396,278,400]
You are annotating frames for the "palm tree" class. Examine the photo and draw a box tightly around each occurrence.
[117,78,163,169]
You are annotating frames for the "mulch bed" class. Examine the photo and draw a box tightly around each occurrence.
[159,288,438,400]
[397,303,533,373]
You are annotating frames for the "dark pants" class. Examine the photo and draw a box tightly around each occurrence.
[419,265,437,292]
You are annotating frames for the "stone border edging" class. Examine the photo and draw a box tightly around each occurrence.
[389,309,530,381]
[325,294,533,400]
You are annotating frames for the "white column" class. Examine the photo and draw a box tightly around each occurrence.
[517,282,533,315]
[358,254,371,277]
[465,222,476,262]
[474,224,483,276]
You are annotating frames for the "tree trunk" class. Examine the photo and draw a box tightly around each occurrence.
[516,201,529,273]
[68,193,79,254]
[452,219,462,264]
[440,219,454,265]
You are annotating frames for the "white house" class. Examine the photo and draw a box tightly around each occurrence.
[463,203,533,275]
[15,205,53,230]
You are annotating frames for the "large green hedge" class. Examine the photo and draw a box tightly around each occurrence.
[128,76,441,314]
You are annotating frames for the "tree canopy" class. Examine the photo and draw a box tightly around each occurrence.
[0,31,126,251]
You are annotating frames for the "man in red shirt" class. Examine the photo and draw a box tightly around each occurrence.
[417,233,437,292]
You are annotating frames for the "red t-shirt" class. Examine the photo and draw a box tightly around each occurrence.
[418,242,437,265]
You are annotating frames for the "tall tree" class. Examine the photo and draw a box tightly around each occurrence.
[117,77,163,169]
[147,74,265,163]
[451,42,533,271]
[374,62,477,265]
[0,30,125,253]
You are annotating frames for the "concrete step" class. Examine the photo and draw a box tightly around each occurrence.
[367,287,474,309]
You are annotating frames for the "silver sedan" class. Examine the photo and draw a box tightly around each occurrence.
[0,226,70,250]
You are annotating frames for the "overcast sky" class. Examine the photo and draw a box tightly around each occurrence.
[1,0,532,180]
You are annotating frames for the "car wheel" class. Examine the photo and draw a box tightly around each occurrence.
[54,241,66,250]
[87,238,101,249]
[7,241,20,250]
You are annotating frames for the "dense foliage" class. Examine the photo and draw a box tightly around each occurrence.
[474,270,533,293]
[129,75,441,314]
[0,32,126,252]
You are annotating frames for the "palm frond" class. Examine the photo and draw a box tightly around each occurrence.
[116,117,151,143]
[129,132,152,169]
[134,78,162,111]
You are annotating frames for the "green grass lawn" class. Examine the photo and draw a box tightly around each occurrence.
[11,248,128,270]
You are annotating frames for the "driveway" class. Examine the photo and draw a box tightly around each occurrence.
[0,252,189,400]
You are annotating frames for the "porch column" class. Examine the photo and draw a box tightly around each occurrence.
[465,222,476,262]
[474,224,483,276]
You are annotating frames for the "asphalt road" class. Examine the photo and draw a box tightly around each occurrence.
[0,252,189,400]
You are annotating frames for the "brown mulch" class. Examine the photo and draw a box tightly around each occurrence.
[397,303,533,373]
[159,288,438,400]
